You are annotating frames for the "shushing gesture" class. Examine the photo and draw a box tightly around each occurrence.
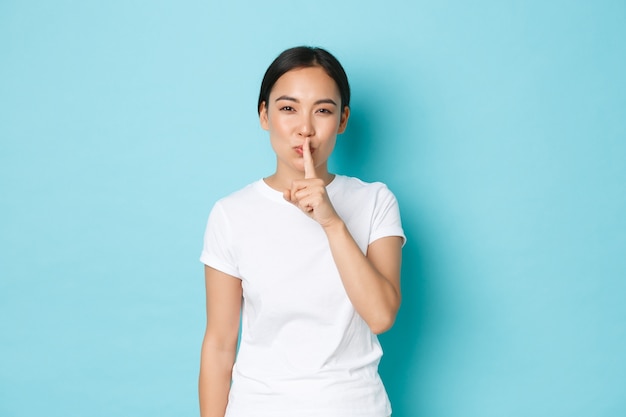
[283,138,341,228]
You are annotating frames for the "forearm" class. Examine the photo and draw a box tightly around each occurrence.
[323,221,401,334]
[199,339,236,417]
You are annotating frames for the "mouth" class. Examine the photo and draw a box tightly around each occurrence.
[294,145,315,156]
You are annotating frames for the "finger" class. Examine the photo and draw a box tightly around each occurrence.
[303,137,316,179]
[283,189,292,202]
[296,195,315,213]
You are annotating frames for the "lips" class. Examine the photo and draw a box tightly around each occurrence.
[294,145,315,155]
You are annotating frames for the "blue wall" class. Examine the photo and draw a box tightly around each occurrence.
[1,1,625,416]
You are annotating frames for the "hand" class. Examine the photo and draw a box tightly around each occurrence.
[283,138,341,228]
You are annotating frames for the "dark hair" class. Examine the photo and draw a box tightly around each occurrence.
[257,46,351,114]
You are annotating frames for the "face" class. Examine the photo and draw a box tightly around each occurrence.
[259,66,349,179]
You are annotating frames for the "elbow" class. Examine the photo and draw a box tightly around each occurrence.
[370,320,394,335]
[367,308,399,335]
[368,292,401,334]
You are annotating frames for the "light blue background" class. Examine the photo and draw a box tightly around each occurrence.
[1,1,625,416]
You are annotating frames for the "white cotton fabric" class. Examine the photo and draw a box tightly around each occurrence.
[200,175,405,417]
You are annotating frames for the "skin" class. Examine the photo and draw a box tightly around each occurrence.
[199,66,403,417]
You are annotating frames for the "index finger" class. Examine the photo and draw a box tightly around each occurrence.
[303,138,316,179]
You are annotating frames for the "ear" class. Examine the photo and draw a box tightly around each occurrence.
[259,101,269,131]
[337,106,350,134]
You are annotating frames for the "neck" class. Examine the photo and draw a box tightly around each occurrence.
[264,170,335,191]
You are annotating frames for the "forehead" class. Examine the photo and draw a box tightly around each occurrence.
[270,66,340,99]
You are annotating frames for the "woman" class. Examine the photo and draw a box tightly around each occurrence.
[199,46,405,417]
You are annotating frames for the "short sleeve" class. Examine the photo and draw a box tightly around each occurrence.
[199,201,241,278]
[369,185,406,247]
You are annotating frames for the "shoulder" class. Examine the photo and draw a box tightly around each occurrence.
[204,180,265,226]
[212,179,264,209]
[330,175,401,218]
[332,175,405,246]
[333,175,396,199]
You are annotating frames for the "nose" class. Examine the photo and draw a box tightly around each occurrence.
[298,114,315,137]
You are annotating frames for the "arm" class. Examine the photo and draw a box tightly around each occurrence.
[324,226,402,334]
[285,138,403,334]
[199,265,242,417]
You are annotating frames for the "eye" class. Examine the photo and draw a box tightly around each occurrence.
[279,106,295,112]
[317,108,333,114]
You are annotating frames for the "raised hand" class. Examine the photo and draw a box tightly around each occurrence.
[283,138,340,228]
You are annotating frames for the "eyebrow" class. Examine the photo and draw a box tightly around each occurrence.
[274,95,337,106]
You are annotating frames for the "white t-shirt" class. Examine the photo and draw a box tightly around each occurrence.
[200,175,405,417]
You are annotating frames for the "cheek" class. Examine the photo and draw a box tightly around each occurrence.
[319,137,337,156]
[320,119,342,136]
[269,115,293,133]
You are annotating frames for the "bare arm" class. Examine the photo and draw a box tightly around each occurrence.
[285,138,403,334]
[324,226,402,334]
[199,265,242,417]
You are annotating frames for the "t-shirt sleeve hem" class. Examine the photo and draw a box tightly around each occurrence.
[369,226,407,247]
[199,252,241,279]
